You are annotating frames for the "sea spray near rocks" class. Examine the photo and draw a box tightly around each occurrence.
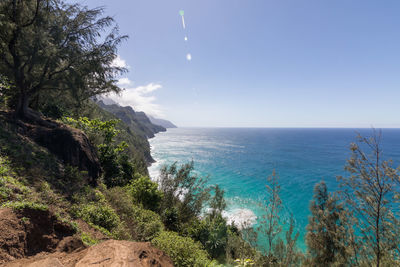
[148,127,400,250]
[223,209,257,229]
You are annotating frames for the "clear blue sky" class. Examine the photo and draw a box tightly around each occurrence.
[81,0,400,127]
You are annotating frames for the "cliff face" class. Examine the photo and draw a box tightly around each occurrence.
[148,115,177,129]
[97,101,166,138]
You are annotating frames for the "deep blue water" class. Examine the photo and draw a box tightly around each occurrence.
[148,128,400,250]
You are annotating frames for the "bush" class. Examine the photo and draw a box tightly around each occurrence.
[63,117,135,187]
[75,202,120,232]
[131,205,164,241]
[152,231,210,267]
[2,200,48,211]
[104,187,164,241]
[81,232,99,246]
[62,165,86,193]
[128,176,163,211]
[186,214,228,260]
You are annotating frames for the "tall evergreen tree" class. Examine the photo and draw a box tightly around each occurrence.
[306,181,354,266]
[0,0,126,121]
[338,131,400,266]
[209,184,227,219]
[258,170,282,257]
[257,171,303,266]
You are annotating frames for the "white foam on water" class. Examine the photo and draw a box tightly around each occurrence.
[222,208,257,229]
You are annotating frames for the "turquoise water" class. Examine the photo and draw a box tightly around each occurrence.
[148,128,400,250]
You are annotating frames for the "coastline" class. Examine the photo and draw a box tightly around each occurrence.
[146,128,258,229]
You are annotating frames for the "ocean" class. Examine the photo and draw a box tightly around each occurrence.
[148,128,400,250]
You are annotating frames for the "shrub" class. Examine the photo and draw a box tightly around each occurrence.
[184,214,229,260]
[75,202,120,232]
[2,200,48,211]
[130,205,164,241]
[104,187,164,241]
[0,156,30,203]
[81,232,99,246]
[128,176,163,211]
[63,117,135,187]
[159,162,211,228]
[60,165,86,194]
[152,231,210,267]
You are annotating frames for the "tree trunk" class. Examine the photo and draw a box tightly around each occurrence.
[14,92,56,128]
[15,92,29,119]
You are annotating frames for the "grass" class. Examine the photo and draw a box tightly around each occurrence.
[2,200,48,211]
[81,232,100,246]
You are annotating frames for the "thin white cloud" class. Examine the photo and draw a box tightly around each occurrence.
[108,83,164,118]
[111,55,128,68]
[117,77,132,86]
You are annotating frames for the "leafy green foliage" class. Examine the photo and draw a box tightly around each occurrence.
[130,205,164,241]
[0,155,31,203]
[209,184,227,220]
[255,171,304,266]
[186,214,229,260]
[2,200,48,211]
[128,176,163,211]
[226,228,258,265]
[0,0,126,118]
[80,101,151,174]
[81,232,100,246]
[338,131,400,265]
[104,186,164,241]
[184,185,230,260]
[258,170,282,256]
[306,181,354,266]
[159,161,211,230]
[0,75,10,109]
[152,231,211,267]
[64,117,135,187]
[73,202,120,232]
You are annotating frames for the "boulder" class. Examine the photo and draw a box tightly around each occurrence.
[28,124,101,184]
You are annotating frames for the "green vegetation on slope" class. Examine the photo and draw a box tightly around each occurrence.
[0,0,399,266]
[97,100,166,138]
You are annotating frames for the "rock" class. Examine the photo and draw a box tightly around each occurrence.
[56,236,85,253]
[148,115,177,129]
[5,240,174,267]
[28,124,101,184]
[75,240,173,267]
[25,257,64,267]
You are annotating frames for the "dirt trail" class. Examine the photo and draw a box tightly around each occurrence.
[4,240,173,267]
[0,208,173,267]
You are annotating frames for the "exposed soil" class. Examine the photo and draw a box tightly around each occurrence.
[0,208,174,266]
[4,240,174,267]
[0,208,79,264]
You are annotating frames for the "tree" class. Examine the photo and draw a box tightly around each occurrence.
[158,162,211,229]
[128,176,163,212]
[209,184,227,219]
[258,170,282,257]
[257,170,303,266]
[64,117,136,187]
[0,75,10,108]
[306,181,354,266]
[0,0,126,121]
[272,216,302,267]
[338,131,400,266]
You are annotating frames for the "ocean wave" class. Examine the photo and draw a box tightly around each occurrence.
[222,208,257,229]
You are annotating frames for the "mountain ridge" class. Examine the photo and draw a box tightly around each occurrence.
[96,101,167,139]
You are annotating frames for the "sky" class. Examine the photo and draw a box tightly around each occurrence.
[81,0,400,127]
